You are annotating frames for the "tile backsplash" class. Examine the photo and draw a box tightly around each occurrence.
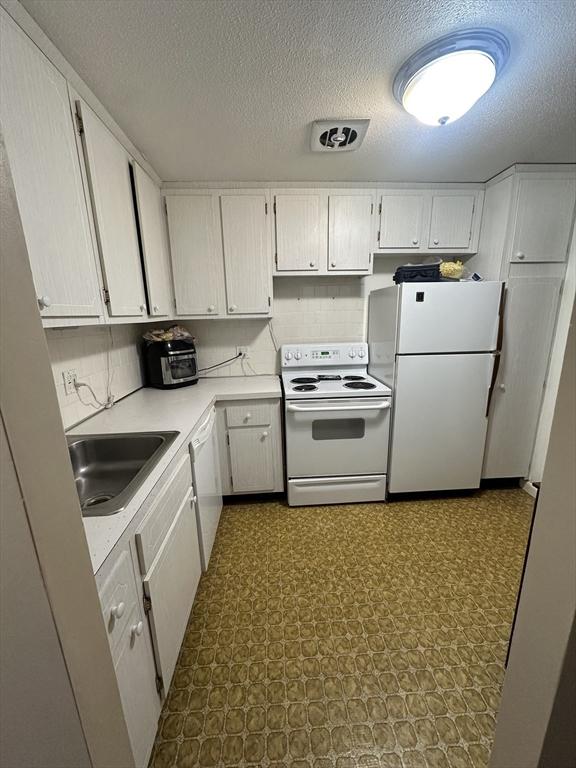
[45,267,401,429]
[45,325,144,429]
[186,277,366,377]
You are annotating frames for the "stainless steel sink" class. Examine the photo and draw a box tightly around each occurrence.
[66,431,179,517]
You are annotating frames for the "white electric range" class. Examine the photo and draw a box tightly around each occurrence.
[281,343,392,506]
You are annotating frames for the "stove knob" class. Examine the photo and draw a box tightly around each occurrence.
[294,351,302,360]
[349,350,356,358]
[358,349,366,358]
[284,351,293,361]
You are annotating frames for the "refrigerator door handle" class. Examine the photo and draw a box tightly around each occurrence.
[486,351,501,417]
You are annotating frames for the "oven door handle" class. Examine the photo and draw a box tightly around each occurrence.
[287,401,391,413]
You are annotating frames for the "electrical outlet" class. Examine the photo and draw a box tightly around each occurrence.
[237,346,249,359]
[62,369,78,395]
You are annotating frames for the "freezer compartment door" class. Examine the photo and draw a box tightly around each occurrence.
[389,354,494,493]
[398,282,503,354]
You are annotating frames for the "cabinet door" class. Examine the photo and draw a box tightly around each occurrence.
[483,276,562,478]
[379,193,427,250]
[428,193,476,249]
[229,426,275,492]
[79,101,147,317]
[220,194,272,314]
[166,194,226,316]
[328,194,373,272]
[114,605,161,768]
[144,490,202,692]
[511,177,576,263]
[0,13,102,319]
[274,193,325,271]
[133,164,173,317]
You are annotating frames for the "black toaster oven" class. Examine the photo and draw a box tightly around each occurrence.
[143,338,198,389]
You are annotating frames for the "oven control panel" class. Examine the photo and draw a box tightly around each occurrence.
[281,343,368,367]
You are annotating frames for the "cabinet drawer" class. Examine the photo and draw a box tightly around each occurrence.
[226,402,272,427]
[136,454,193,575]
[98,550,139,661]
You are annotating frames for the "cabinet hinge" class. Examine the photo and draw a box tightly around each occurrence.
[370,203,374,215]
[155,675,163,694]
[143,595,152,615]
[226,433,230,445]
[102,287,110,304]
[274,253,278,268]
[273,201,276,214]
[75,111,84,135]
[377,230,380,241]
[265,202,268,215]
[369,253,372,264]
[378,202,382,215]
[268,296,271,307]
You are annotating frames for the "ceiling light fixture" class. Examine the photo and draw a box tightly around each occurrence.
[393,28,510,126]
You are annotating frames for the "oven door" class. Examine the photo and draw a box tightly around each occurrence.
[285,398,390,478]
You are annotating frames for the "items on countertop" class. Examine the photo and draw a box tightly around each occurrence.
[439,259,464,279]
[143,325,194,342]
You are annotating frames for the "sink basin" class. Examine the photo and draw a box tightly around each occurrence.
[66,431,179,517]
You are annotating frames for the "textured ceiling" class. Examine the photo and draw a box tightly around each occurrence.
[20,0,576,182]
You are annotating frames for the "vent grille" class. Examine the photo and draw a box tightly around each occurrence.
[311,119,369,152]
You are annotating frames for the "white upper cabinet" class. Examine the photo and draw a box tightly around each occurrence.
[272,188,374,275]
[510,177,576,263]
[273,192,325,272]
[378,192,428,250]
[78,101,147,318]
[428,193,477,249]
[375,188,483,255]
[328,193,373,271]
[220,192,273,314]
[166,194,226,317]
[0,13,102,320]
[132,165,173,317]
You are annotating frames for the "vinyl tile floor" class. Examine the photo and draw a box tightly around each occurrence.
[149,489,533,768]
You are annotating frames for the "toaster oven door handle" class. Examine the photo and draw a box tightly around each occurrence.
[166,350,194,357]
[287,401,390,413]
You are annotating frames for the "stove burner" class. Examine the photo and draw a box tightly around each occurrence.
[291,377,318,384]
[317,375,342,381]
[343,375,365,381]
[344,381,376,390]
[293,384,318,392]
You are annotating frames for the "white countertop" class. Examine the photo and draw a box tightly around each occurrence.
[70,376,281,573]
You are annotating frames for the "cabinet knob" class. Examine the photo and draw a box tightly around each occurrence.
[498,383,506,391]
[309,262,315,268]
[433,238,439,245]
[153,305,159,313]
[140,304,146,312]
[131,621,143,638]
[515,251,526,260]
[38,295,52,309]
[110,602,125,619]
[207,305,215,312]
[245,413,252,420]
[261,431,269,438]
[412,239,419,245]
[191,495,198,504]
[331,262,336,268]
[229,304,237,312]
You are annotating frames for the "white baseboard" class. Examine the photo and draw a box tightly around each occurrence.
[520,480,538,498]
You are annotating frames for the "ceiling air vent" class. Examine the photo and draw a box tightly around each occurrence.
[310,119,370,152]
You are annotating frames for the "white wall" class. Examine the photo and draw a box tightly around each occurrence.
[45,325,144,429]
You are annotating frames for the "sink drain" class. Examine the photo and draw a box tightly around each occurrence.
[83,493,113,508]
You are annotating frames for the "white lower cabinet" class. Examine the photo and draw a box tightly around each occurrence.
[97,548,160,768]
[96,448,202,767]
[217,398,284,494]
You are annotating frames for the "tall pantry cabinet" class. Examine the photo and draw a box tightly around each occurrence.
[469,166,576,480]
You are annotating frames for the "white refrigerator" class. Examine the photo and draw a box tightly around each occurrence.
[368,281,504,493]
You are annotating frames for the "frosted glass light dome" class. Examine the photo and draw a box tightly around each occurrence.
[393,29,510,127]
